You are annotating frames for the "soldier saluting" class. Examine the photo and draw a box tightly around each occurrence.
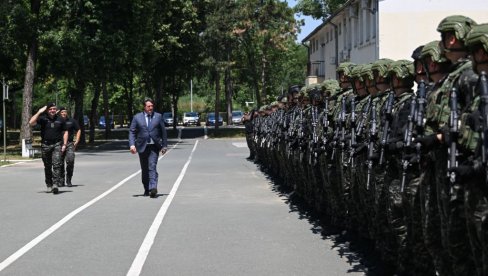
[29,102,68,194]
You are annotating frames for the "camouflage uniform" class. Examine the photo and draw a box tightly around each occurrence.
[329,62,355,228]
[420,15,478,276]
[380,60,416,272]
[463,24,488,276]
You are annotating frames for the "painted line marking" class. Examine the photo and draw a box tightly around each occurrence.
[127,140,198,276]
[232,142,248,148]
[0,143,177,272]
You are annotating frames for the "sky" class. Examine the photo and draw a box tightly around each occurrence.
[287,0,323,42]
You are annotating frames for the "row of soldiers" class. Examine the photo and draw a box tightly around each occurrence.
[245,16,488,276]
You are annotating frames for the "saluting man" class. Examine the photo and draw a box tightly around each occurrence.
[29,102,68,194]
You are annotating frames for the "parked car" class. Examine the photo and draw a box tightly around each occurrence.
[98,116,114,129]
[183,112,199,126]
[205,113,223,126]
[163,112,174,127]
[231,110,243,125]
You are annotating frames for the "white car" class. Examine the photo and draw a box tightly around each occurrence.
[231,111,243,125]
[163,112,174,127]
[183,112,199,126]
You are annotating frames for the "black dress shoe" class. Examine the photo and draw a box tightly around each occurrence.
[143,190,149,197]
[149,188,158,198]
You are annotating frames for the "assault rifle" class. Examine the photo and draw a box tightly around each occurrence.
[415,80,427,164]
[479,72,488,170]
[339,95,347,163]
[286,107,297,157]
[297,107,305,161]
[415,80,426,134]
[448,87,458,185]
[356,97,372,139]
[379,91,395,166]
[401,96,417,192]
[310,106,319,165]
[349,96,357,166]
[366,104,378,190]
[320,97,329,153]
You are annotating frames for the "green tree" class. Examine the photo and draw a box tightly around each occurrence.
[233,0,297,107]
[294,0,347,19]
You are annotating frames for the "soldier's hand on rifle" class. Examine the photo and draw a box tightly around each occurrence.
[465,110,481,130]
[388,140,404,152]
[438,126,453,145]
[414,134,439,150]
[448,165,474,177]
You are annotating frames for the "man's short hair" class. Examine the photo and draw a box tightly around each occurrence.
[143,98,154,106]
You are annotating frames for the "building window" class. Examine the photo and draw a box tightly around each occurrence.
[354,4,359,47]
[315,39,319,52]
[358,2,366,45]
[330,29,333,41]
[348,18,352,50]
[371,0,376,39]
[338,23,341,35]
[326,32,329,43]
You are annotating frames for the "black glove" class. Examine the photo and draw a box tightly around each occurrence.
[466,110,481,131]
[448,165,474,177]
[388,140,404,152]
[439,125,452,145]
[414,134,439,150]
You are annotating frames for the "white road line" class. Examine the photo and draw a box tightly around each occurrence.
[127,140,198,276]
[0,171,139,272]
[0,144,177,272]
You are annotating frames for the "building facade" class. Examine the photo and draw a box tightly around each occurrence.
[303,0,488,85]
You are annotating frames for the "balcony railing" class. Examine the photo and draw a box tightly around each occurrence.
[307,60,325,78]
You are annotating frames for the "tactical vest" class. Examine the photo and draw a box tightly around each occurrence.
[459,93,480,153]
[425,60,472,134]
[391,91,414,140]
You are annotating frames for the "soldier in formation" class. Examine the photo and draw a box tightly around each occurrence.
[247,15,488,276]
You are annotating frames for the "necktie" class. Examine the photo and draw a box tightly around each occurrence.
[147,114,152,143]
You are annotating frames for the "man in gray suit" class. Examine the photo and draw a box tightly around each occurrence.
[129,98,168,198]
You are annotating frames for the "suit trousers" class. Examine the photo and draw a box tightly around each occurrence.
[138,144,159,192]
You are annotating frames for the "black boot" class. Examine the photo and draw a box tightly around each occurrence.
[67,177,72,187]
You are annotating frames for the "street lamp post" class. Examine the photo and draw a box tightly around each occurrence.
[2,79,9,162]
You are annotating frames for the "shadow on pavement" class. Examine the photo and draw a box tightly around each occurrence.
[252,160,392,276]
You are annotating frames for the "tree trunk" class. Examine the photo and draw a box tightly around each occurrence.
[102,80,110,139]
[20,0,41,144]
[89,82,101,143]
[127,72,134,123]
[225,65,232,125]
[171,75,179,130]
[260,54,267,104]
[73,78,85,144]
[214,69,221,131]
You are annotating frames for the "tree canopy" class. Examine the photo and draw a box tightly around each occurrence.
[0,0,308,142]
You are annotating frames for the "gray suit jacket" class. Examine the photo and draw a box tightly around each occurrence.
[129,112,167,153]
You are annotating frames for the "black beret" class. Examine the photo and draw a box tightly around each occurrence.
[46,102,56,109]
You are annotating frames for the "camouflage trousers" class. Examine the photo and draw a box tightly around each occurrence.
[434,149,475,276]
[41,142,64,187]
[61,142,76,182]
[465,176,488,276]
[245,133,255,158]
[400,171,435,276]
[420,152,454,276]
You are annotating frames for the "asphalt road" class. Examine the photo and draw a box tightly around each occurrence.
[0,137,368,276]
